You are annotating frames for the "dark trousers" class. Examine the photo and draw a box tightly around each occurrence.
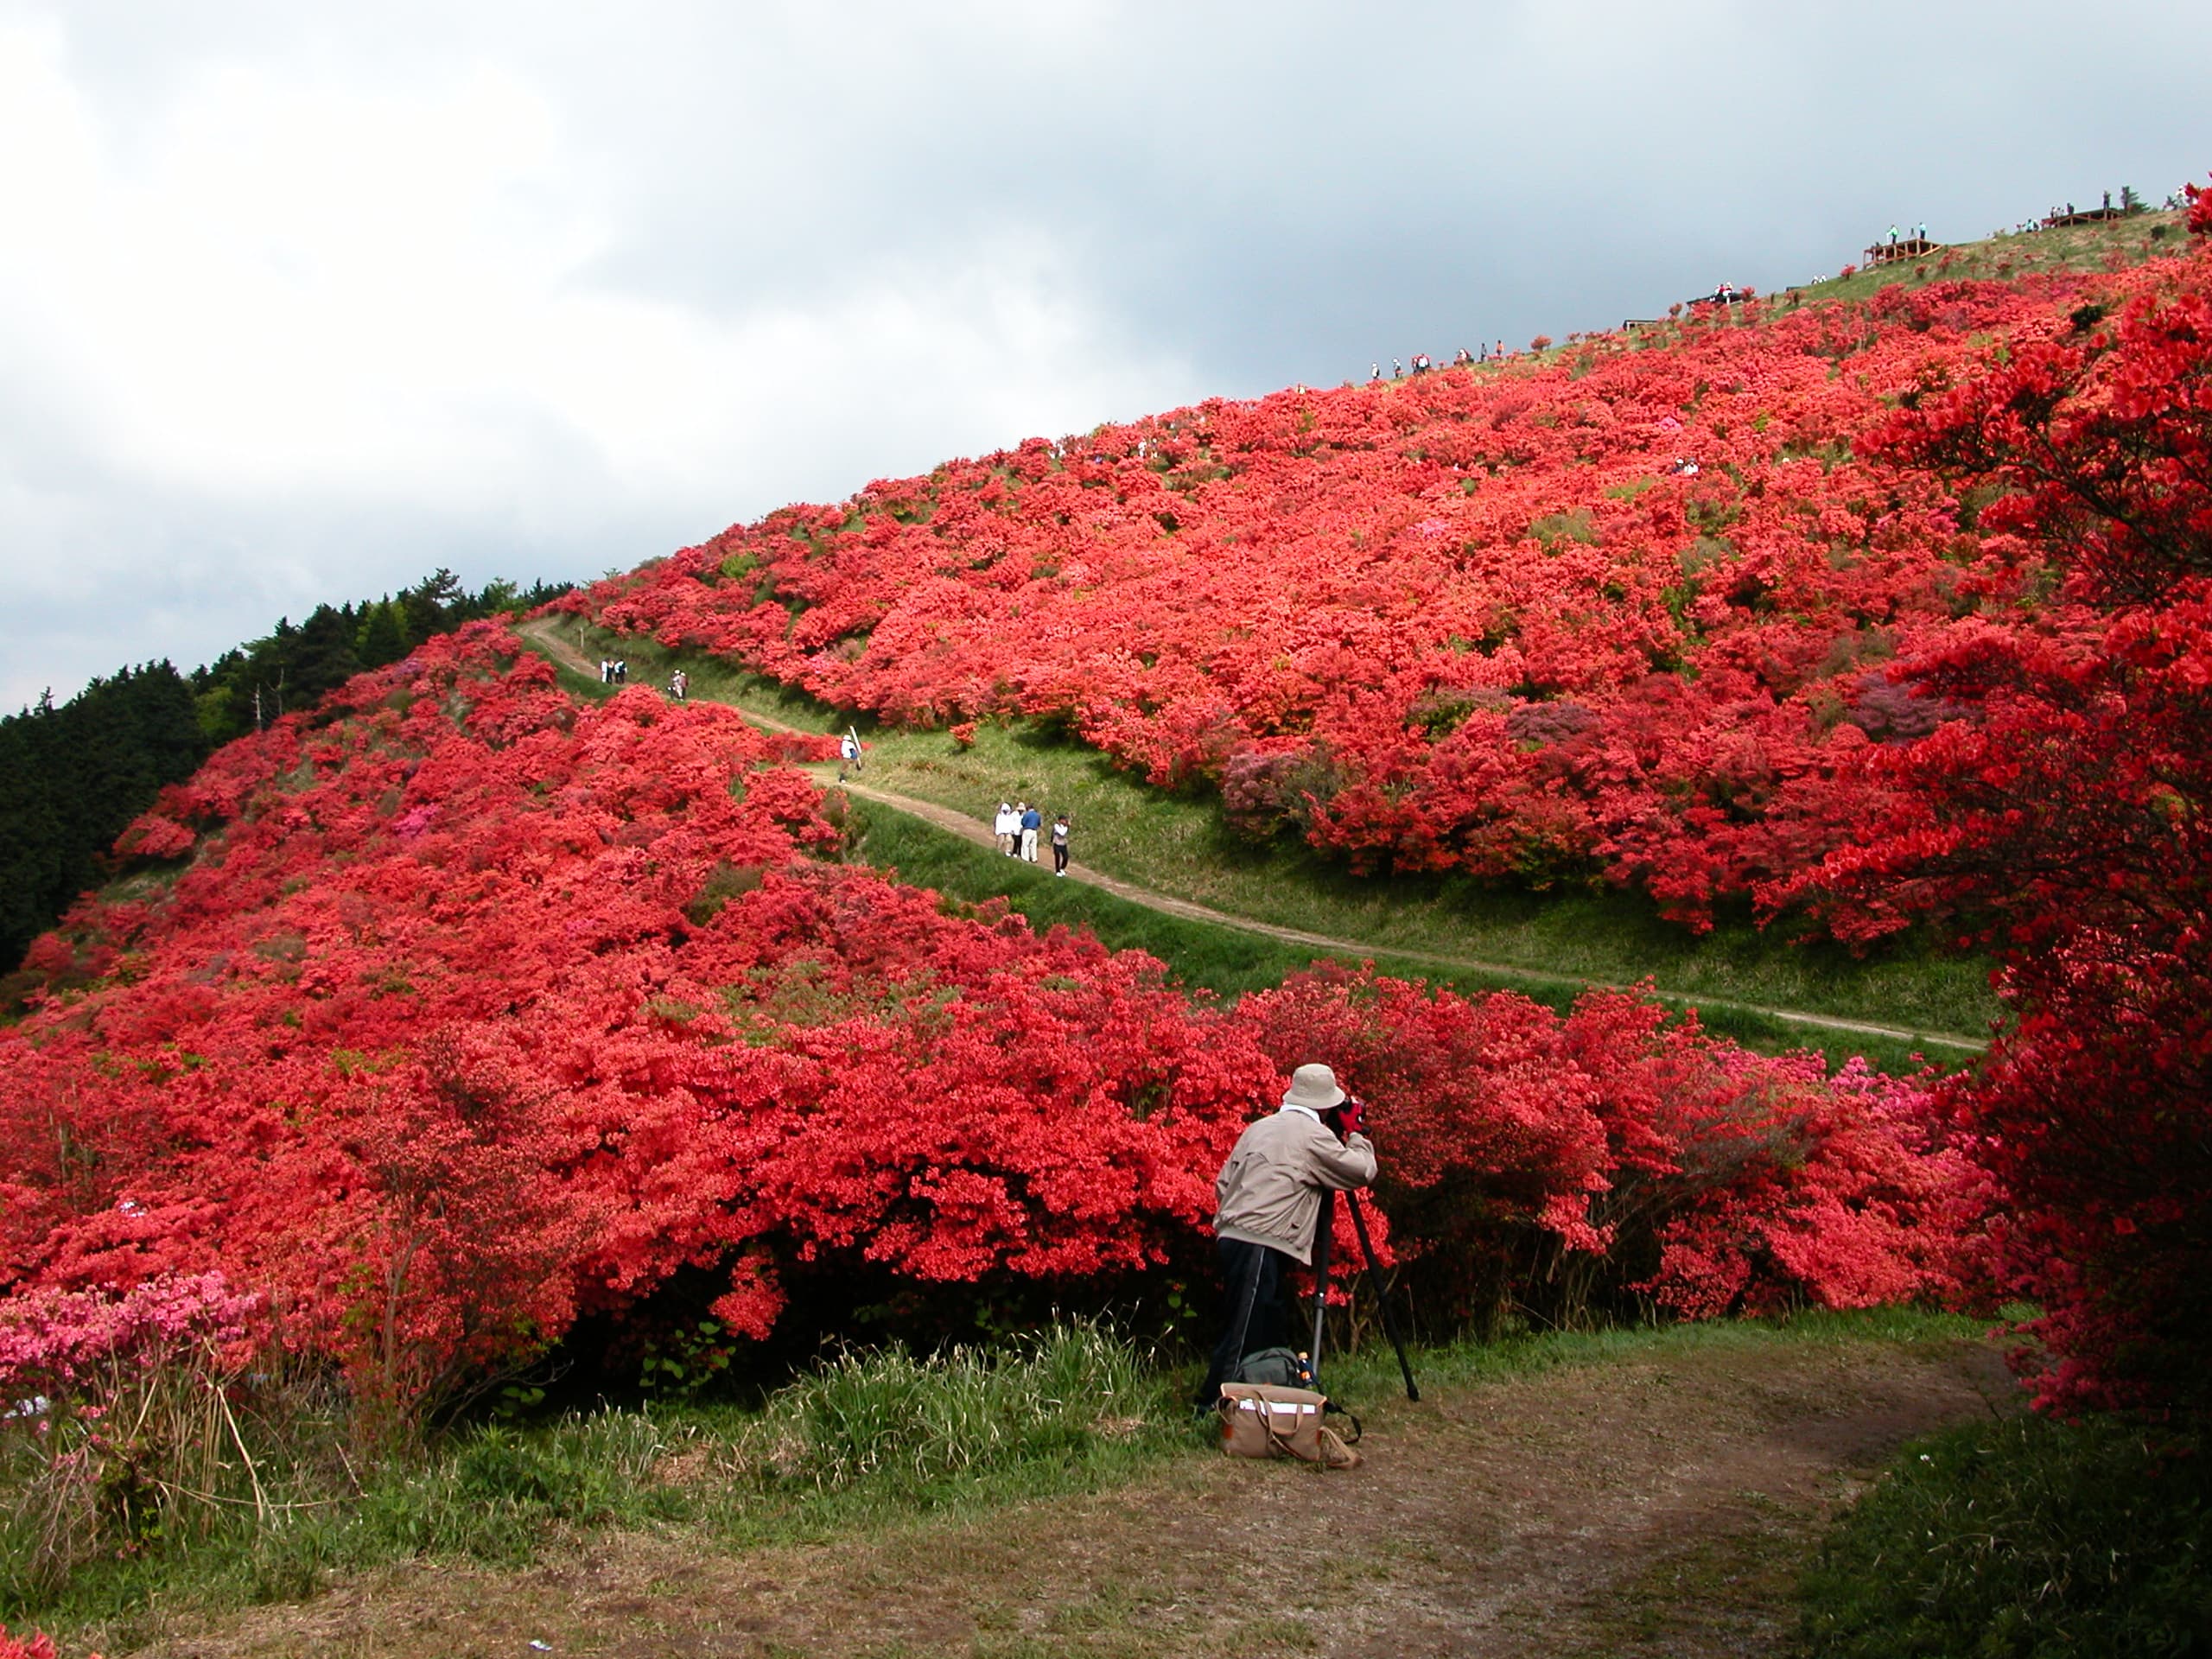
[1197,1237,1297,1406]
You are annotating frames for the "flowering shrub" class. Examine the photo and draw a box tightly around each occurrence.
[1782,255,2212,1410]
[563,235,2207,931]
[0,1272,257,1404]
[0,1274,259,1597]
[0,627,1985,1433]
[0,629,1270,1426]
[1231,965,1980,1325]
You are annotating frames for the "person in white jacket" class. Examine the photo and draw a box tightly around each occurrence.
[994,801,1017,856]
[1196,1063,1376,1408]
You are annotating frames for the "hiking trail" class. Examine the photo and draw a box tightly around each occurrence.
[518,619,1985,1055]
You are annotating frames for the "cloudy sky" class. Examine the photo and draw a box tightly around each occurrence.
[3,0,2207,710]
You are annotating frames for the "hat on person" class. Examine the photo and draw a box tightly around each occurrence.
[1281,1063,1347,1112]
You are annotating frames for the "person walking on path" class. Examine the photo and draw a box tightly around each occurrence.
[1051,812,1071,875]
[994,800,1018,856]
[1020,802,1042,862]
[670,670,688,701]
[1196,1064,1377,1411]
[838,728,862,782]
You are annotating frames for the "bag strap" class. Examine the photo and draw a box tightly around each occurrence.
[1315,1424,1363,1469]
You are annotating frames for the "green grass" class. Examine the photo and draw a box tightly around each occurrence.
[1311,1304,1986,1410]
[1779,207,2191,311]
[1799,1413,2212,1657]
[849,798,1950,1076]
[570,620,1995,1050]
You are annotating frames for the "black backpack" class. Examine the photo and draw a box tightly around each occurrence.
[1230,1347,1314,1389]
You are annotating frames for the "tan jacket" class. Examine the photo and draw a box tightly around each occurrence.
[1212,1107,1377,1265]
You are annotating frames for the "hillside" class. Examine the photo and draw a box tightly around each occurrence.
[2,625,1979,1410]
[568,209,2198,944]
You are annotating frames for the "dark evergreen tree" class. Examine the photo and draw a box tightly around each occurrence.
[6,572,573,971]
[0,665,207,973]
[355,598,410,668]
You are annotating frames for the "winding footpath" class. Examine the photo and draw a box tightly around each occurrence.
[520,620,1984,1054]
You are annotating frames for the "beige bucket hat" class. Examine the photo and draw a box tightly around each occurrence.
[1281,1063,1347,1111]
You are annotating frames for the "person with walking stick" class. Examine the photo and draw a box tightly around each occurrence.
[1195,1064,1376,1413]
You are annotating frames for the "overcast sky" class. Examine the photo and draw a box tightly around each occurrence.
[3,0,2207,711]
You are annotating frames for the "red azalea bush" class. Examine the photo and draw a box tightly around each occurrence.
[562,235,2209,932]
[1232,964,1980,1326]
[0,626,1271,1424]
[1779,262,2212,1410]
[0,626,1985,1427]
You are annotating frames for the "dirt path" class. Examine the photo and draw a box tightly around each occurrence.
[131,1329,2009,1658]
[517,619,1983,1055]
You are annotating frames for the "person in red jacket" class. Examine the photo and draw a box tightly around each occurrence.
[1195,1062,1376,1409]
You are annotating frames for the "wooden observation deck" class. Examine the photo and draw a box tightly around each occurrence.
[2043,206,2125,229]
[1863,236,1942,267]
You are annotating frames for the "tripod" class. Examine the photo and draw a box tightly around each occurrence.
[1309,1191,1420,1402]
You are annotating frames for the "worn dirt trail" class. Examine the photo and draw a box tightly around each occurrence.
[133,1330,2009,1658]
[518,620,1983,1056]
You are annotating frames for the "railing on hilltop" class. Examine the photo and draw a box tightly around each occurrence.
[2043,206,2125,229]
[1862,237,1943,267]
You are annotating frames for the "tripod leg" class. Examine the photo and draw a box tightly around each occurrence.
[1346,1191,1420,1402]
[1307,1200,1334,1388]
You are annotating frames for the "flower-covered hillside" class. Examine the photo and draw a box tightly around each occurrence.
[0,628,1980,1418]
[571,232,2208,930]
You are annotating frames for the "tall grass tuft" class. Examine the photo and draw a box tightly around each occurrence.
[745,1322,1159,1492]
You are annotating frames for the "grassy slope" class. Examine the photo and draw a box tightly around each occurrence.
[1783,206,2189,307]
[1800,1412,2212,1656]
[556,621,1994,1062]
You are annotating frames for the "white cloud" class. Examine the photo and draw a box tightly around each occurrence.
[0,7,1198,708]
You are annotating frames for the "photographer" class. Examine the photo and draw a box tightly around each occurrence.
[1195,1063,1376,1410]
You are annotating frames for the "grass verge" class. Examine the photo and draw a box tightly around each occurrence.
[6,1324,1180,1654]
[850,796,1956,1077]
[1799,1413,2212,1657]
[564,621,1996,1048]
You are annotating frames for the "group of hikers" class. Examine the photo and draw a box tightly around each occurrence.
[601,657,691,700]
[993,799,1072,874]
[1371,342,1507,380]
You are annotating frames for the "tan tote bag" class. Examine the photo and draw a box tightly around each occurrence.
[1217,1383,1362,1469]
